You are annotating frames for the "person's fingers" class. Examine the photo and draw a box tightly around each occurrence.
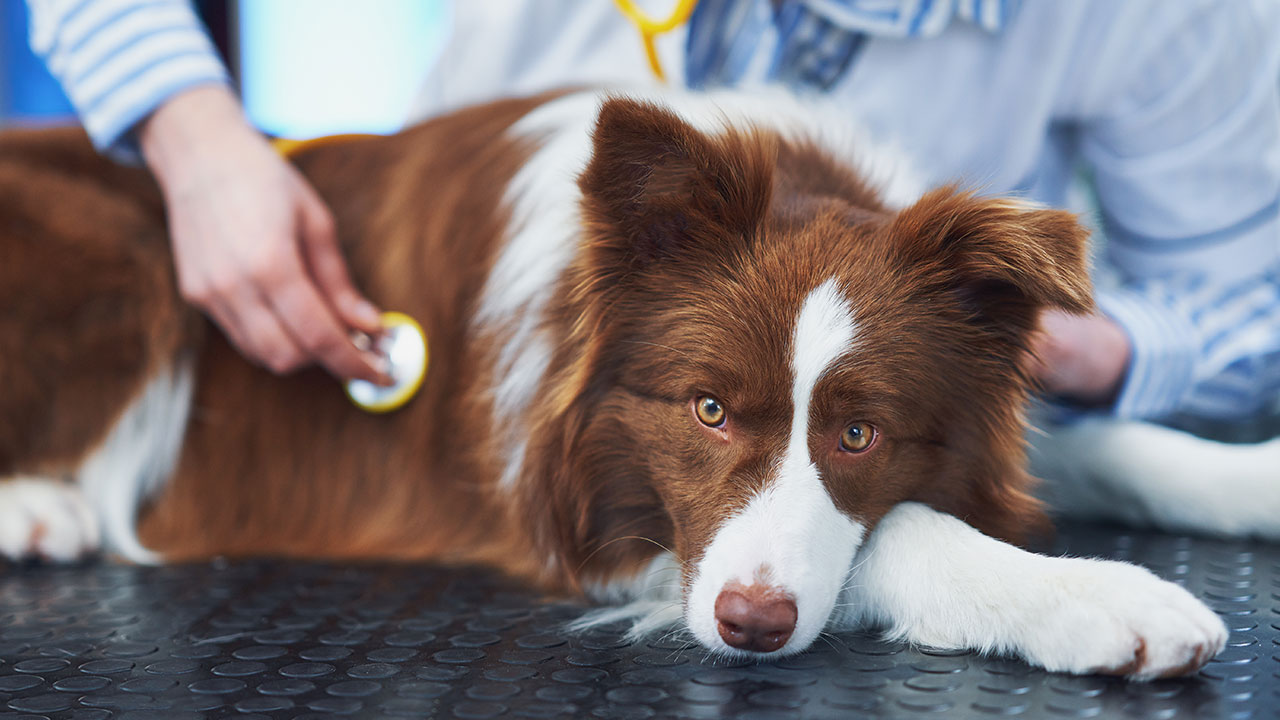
[201,296,250,355]
[174,261,268,370]
[216,291,308,375]
[176,248,307,374]
[294,179,384,336]
[256,248,390,384]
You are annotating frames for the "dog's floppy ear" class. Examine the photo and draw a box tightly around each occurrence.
[889,188,1087,548]
[577,96,774,272]
[890,187,1093,332]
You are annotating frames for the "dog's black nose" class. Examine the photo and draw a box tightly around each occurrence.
[714,584,797,653]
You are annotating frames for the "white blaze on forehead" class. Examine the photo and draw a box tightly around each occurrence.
[686,279,866,657]
[788,278,858,463]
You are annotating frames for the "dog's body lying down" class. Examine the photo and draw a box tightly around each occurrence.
[4,88,1263,678]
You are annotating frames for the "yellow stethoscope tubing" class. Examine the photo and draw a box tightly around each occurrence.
[613,0,699,82]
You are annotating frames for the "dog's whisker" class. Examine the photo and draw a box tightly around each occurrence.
[839,545,880,594]
[574,534,676,576]
[819,631,849,653]
[816,633,840,653]
[619,339,697,362]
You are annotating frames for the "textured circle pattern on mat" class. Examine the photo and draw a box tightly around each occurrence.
[0,522,1276,719]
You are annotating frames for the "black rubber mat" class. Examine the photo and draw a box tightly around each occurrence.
[0,521,1274,719]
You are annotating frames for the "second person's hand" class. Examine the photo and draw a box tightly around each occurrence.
[1031,309,1132,407]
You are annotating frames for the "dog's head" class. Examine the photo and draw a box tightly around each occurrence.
[544,97,1092,657]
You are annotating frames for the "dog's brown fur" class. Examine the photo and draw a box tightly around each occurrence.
[0,93,1091,596]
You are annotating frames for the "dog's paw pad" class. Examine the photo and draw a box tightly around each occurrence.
[1028,560,1227,680]
[0,479,99,563]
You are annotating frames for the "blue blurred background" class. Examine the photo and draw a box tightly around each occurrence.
[0,0,447,137]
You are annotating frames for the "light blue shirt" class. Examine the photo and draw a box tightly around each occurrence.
[686,0,1280,423]
[27,0,1280,425]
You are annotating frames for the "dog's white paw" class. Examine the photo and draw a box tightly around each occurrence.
[0,478,100,562]
[1019,558,1226,680]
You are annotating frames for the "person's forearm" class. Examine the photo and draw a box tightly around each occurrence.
[139,85,257,193]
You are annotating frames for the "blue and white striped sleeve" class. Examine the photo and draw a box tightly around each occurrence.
[1079,1,1280,422]
[25,0,230,162]
[1096,267,1280,421]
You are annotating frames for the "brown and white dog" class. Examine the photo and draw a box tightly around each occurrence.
[0,89,1246,678]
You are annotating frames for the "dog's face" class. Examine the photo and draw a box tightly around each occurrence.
[558,98,1091,657]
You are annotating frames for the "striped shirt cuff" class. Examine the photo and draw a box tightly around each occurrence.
[1096,288,1200,420]
[87,63,229,163]
[29,0,230,162]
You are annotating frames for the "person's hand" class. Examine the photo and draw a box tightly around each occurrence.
[1031,310,1132,406]
[139,86,390,384]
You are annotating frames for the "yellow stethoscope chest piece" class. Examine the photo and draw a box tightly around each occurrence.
[345,312,428,413]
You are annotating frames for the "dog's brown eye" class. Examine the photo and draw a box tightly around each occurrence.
[839,422,876,453]
[694,396,726,427]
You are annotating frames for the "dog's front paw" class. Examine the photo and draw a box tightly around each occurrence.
[0,478,100,563]
[1020,559,1226,680]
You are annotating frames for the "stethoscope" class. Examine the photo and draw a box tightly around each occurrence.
[613,0,698,82]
